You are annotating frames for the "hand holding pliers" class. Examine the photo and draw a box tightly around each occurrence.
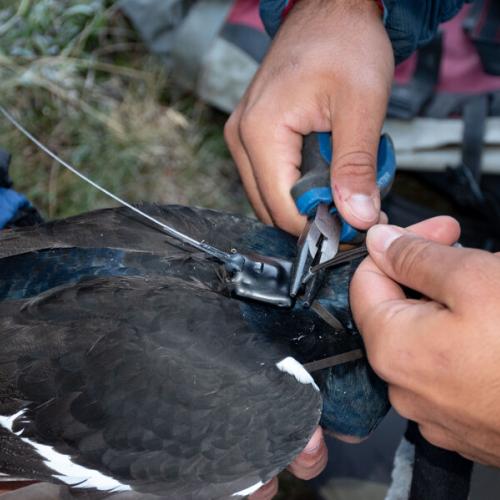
[289,133,396,304]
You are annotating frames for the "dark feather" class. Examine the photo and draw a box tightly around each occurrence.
[0,204,389,498]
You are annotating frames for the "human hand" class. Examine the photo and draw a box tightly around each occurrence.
[351,217,500,467]
[249,427,327,499]
[225,0,393,236]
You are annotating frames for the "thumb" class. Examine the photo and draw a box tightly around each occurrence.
[366,224,463,305]
[330,86,389,230]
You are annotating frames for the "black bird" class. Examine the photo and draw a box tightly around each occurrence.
[0,204,389,499]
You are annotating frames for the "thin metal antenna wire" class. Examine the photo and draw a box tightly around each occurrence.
[310,244,368,274]
[0,105,234,264]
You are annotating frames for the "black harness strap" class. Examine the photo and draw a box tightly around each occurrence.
[462,94,489,184]
[388,34,442,119]
[406,421,473,500]
[465,0,500,76]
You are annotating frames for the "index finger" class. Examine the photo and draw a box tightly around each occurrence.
[239,112,306,235]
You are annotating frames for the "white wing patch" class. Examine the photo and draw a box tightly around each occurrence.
[0,410,25,435]
[0,409,131,492]
[276,357,319,391]
[232,480,264,496]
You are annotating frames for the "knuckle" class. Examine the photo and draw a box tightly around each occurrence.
[366,336,392,380]
[292,455,320,475]
[289,454,327,480]
[294,453,322,471]
[366,341,384,374]
[460,251,492,281]
[448,250,496,304]
[334,151,376,181]
[296,469,319,481]
[389,238,433,279]
[458,252,482,279]
[223,113,239,147]
[238,109,263,142]
[388,386,414,421]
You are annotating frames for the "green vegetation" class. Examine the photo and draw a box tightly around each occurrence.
[0,0,250,219]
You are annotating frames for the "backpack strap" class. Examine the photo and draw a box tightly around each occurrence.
[388,34,443,119]
[406,421,473,500]
[464,0,500,75]
[414,93,488,204]
[462,94,489,183]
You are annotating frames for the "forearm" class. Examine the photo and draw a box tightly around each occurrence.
[260,0,469,63]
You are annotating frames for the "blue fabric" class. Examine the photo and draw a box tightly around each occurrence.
[0,188,30,229]
[259,0,287,39]
[260,0,469,63]
[383,0,468,62]
[320,358,390,437]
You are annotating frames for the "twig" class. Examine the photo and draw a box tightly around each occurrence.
[0,0,31,37]
[35,56,149,79]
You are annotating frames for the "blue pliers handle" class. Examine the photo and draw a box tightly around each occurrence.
[290,133,396,242]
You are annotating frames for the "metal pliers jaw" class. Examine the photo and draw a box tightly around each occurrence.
[290,204,342,305]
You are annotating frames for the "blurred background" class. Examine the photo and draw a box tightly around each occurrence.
[0,0,250,219]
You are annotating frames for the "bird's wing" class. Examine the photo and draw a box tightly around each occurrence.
[0,205,296,260]
[0,275,321,499]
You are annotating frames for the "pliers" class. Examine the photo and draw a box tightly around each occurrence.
[289,133,396,305]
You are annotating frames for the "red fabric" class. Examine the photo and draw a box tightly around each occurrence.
[228,0,265,31]
[394,4,500,93]
[393,53,417,85]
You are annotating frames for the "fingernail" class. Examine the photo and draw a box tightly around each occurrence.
[304,428,322,454]
[367,224,404,253]
[345,193,378,223]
